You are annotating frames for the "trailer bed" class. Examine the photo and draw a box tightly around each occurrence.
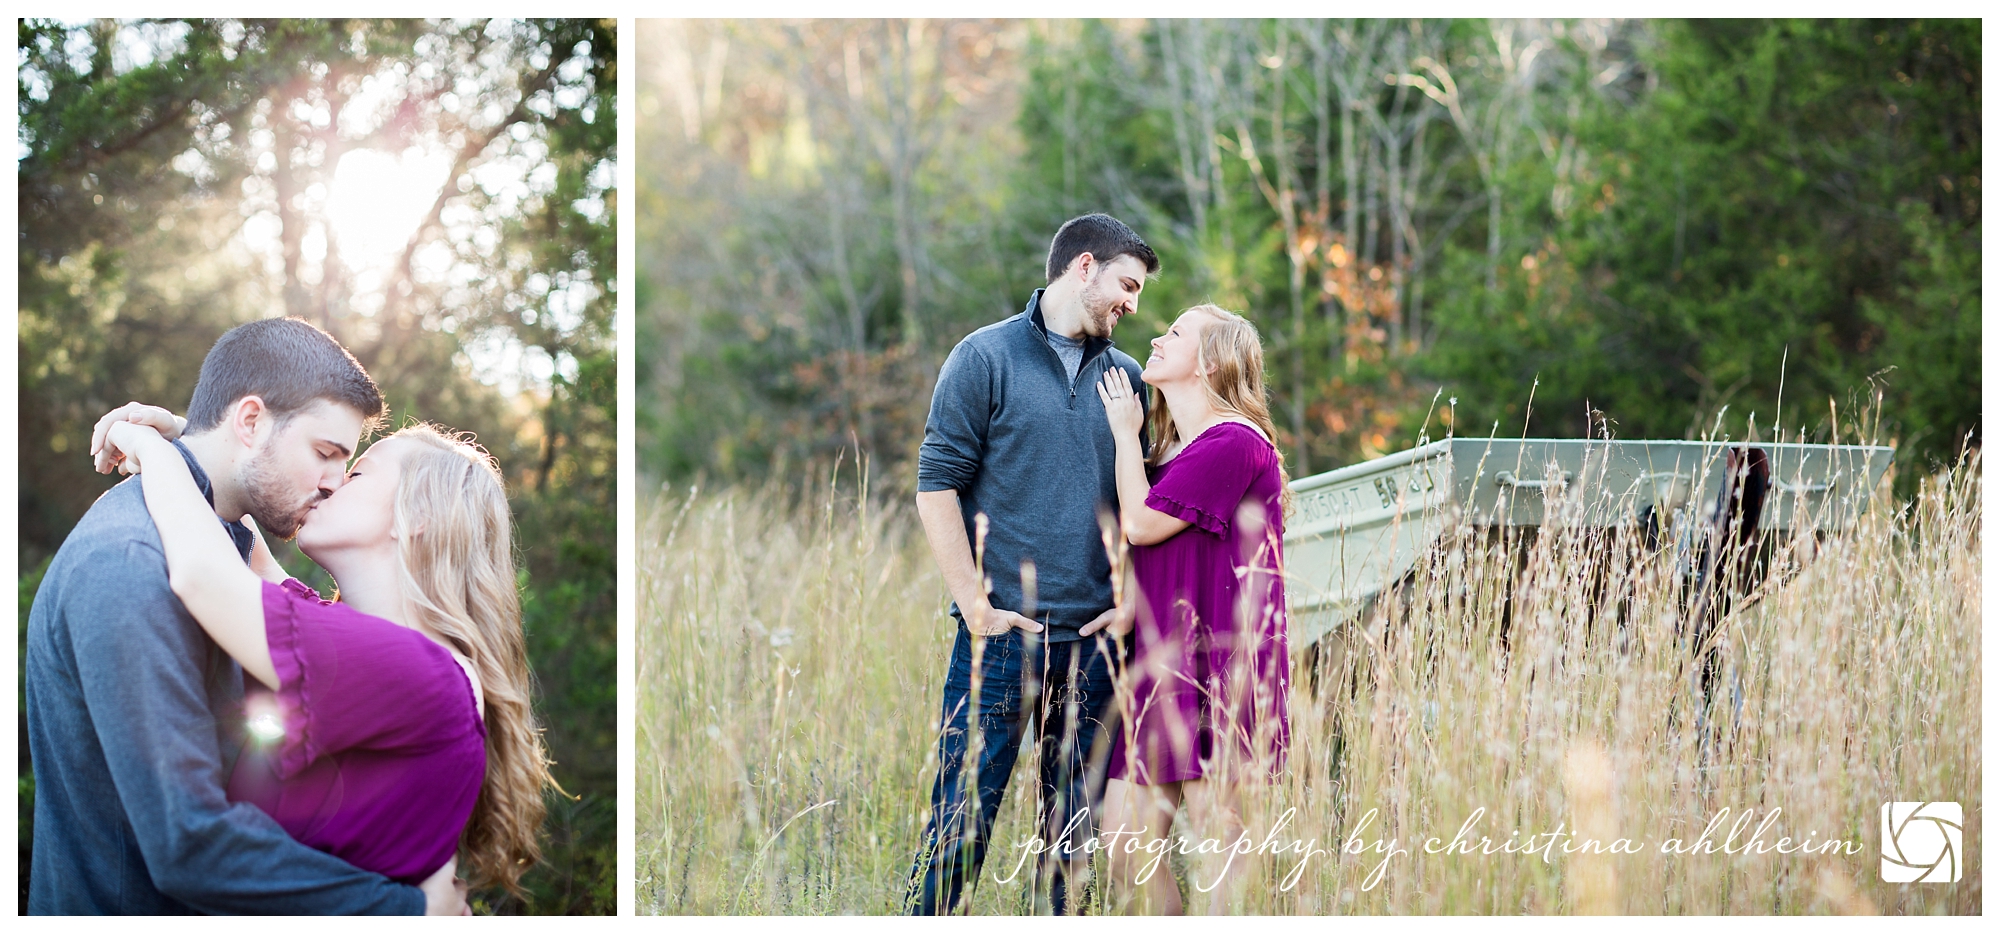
[1282,438,1894,647]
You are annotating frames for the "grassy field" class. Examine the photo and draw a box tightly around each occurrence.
[636,452,1980,915]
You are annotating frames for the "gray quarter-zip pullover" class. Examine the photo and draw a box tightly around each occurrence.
[917,289,1148,641]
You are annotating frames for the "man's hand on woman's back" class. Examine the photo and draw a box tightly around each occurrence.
[420,857,471,915]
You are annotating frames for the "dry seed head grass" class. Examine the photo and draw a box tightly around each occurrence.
[638,453,1979,914]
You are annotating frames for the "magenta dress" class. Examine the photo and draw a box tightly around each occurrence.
[1108,422,1291,785]
[226,579,487,884]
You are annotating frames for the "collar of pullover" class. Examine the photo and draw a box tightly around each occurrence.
[1026,288,1113,367]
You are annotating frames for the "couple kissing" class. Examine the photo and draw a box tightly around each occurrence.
[27,318,555,915]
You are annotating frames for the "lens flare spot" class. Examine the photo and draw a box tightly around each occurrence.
[247,712,286,744]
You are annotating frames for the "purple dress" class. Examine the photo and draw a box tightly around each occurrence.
[1108,422,1291,786]
[226,579,486,884]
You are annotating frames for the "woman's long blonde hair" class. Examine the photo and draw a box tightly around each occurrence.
[1143,304,1292,513]
[389,423,554,898]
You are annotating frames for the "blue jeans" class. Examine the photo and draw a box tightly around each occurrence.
[905,622,1122,915]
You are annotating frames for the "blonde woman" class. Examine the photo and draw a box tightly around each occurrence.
[93,405,554,902]
[1094,304,1292,913]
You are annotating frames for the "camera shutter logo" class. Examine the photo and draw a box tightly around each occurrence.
[1880,802,1962,883]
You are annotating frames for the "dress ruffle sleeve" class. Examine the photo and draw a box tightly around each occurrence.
[261,579,482,780]
[1143,488,1230,536]
[1144,423,1264,539]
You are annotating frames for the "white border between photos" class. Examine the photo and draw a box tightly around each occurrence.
[615,12,639,921]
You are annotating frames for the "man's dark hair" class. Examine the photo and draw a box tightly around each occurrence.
[1045,213,1160,282]
[184,317,385,433]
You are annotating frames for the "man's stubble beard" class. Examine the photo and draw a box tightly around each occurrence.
[237,444,317,540]
[1079,275,1120,338]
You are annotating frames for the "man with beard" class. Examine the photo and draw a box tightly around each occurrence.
[26,317,464,914]
[907,213,1159,914]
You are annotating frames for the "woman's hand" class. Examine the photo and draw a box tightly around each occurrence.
[100,421,170,476]
[1099,366,1183,546]
[1096,368,1145,441]
[91,402,185,475]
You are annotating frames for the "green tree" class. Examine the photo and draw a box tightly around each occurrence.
[1426,19,1980,473]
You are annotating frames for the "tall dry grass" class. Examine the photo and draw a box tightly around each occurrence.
[637,453,1980,914]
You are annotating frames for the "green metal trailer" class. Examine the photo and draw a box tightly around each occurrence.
[1282,438,1895,648]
